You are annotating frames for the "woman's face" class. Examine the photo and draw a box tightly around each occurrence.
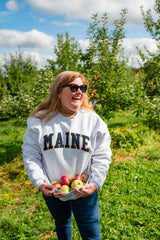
[58,77,85,112]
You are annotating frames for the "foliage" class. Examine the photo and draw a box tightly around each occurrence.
[141,0,160,41]
[110,128,139,151]
[47,32,82,72]
[0,68,54,121]
[0,51,38,99]
[135,0,160,129]
[138,46,160,99]
[30,67,55,106]
[144,52,160,98]
[135,96,160,129]
[0,93,35,120]
[81,10,138,118]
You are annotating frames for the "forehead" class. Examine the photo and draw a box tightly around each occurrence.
[70,77,83,85]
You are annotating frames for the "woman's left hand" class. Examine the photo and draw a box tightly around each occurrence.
[73,183,97,198]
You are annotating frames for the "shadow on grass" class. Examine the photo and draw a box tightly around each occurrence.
[0,141,22,165]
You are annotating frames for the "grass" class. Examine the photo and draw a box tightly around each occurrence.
[0,110,160,240]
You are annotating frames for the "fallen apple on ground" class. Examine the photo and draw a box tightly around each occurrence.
[60,185,70,193]
[71,179,83,190]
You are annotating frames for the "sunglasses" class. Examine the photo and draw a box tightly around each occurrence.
[62,84,87,93]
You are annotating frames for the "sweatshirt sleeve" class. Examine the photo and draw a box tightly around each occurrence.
[88,119,112,191]
[22,117,50,190]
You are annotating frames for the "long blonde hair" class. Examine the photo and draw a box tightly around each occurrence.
[30,71,94,122]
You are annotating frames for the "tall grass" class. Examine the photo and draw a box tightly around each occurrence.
[0,110,160,239]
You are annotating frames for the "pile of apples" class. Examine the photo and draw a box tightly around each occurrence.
[51,174,89,193]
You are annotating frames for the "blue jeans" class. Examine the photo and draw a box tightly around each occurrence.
[43,192,101,240]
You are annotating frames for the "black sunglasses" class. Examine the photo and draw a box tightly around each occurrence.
[62,84,87,93]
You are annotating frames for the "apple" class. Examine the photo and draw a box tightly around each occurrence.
[52,182,61,190]
[81,174,89,183]
[71,179,83,190]
[51,180,59,185]
[70,174,82,184]
[60,175,70,186]
[60,185,70,193]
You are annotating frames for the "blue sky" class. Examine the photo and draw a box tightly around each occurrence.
[0,0,158,68]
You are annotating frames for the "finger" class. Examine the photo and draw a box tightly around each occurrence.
[47,185,54,190]
[54,192,63,198]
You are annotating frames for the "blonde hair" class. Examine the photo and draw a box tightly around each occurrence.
[30,71,94,122]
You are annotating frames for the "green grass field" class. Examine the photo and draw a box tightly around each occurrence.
[0,110,160,240]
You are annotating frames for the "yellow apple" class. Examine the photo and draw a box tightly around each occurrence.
[60,185,70,193]
[71,179,83,190]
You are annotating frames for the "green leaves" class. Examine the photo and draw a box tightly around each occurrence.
[1,51,38,98]
[110,128,139,151]
[48,32,82,72]
[83,10,136,119]
[141,0,160,41]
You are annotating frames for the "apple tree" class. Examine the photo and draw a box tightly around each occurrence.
[47,32,82,73]
[82,10,136,118]
[135,0,160,128]
[1,51,38,98]
[139,0,160,98]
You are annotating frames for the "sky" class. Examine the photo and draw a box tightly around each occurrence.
[0,0,158,69]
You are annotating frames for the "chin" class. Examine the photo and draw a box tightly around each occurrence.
[70,103,81,110]
[72,106,81,112]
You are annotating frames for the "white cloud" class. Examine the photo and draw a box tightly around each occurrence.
[78,37,158,67]
[39,18,46,23]
[122,38,158,67]
[28,52,55,68]
[0,29,56,51]
[78,39,89,51]
[6,0,19,11]
[0,37,157,69]
[123,38,158,54]
[0,51,55,69]
[51,20,82,26]
[42,38,158,68]
[0,29,158,69]
[27,0,155,26]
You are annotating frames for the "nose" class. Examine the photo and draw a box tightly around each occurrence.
[76,88,83,94]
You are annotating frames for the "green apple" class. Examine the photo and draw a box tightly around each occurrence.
[60,185,70,193]
[71,179,83,190]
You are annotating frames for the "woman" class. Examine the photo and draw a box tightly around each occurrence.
[22,71,112,240]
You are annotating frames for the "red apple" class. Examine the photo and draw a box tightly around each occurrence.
[51,180,59,186]
[81,174,89,183]
[60,175,70,186]
[52,182,61,190]
[70,174,82,184]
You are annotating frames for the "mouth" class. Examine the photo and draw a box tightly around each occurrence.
[72,96,81,101]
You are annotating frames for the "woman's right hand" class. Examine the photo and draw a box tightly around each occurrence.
[39,183,64,198]
[39,183,55,196]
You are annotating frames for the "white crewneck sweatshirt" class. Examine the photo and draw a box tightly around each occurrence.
[22,109,112,191]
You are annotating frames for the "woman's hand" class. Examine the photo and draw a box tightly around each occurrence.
[73,183,97,199]
[39,183,54,196]
[39,183,64,198]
